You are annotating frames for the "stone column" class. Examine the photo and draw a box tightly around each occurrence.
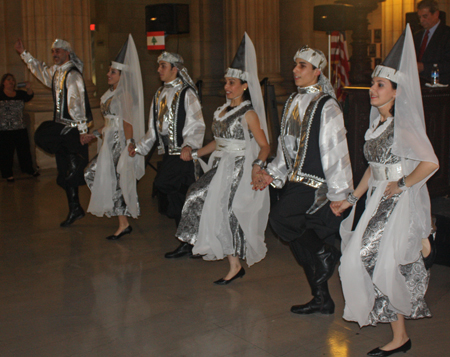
[337,0,385,85]
[382,0,415,58]
[20,0,99,168]
[223,0,286,95]
[190,0,225,97]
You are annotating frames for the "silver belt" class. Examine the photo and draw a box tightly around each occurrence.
[370,163,403,181]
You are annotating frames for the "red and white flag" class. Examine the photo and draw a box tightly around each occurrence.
[330,31,350,102]
[147,31,165,50]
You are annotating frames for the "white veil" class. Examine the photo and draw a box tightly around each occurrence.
[229,32,270,266]
[243,32,269,142]
[369,25,437,165]
[367,25,438,261]
[116,34,145,217]
[341,25,438,326]
[194,32,270,266]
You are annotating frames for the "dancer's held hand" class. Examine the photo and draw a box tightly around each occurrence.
[80,134,95,145]
[251,169,273,191]
[330,200,352,217]
[180,146,192,161]
[128,143,136,157]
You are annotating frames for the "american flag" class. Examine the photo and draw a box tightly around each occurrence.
[330,31,350,102]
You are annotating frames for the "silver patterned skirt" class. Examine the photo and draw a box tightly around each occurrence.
[361,190,431,325]
[85,130,136,217]
[177,156,246,259]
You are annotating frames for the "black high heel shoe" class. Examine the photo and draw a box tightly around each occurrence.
[213,267,245,285]
[367,339,411,356]
[106,225,132,240]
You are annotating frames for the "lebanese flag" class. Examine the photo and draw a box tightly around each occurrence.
[147,31,165,50]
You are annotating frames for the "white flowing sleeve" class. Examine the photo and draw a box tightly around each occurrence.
[135,101,157,156]
[66,71,88,133]
[266,136,290,189]
[20,50,56,88]
[181,89,205,149]
[319,99,353,201]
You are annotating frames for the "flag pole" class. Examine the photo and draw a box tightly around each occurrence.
[328,32,331,79]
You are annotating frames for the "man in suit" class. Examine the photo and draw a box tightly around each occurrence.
[414,0,450,84]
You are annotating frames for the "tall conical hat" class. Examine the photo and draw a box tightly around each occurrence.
[111,37,129,70]
[225,35,248,81]
[372,31,405,83]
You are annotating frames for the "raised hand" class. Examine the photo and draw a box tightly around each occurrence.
[14,39,25,54]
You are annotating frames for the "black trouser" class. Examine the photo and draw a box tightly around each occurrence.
[34,121,88,189]
[0,129,35,178]
[269,182,342,266]
[153,152,195,225]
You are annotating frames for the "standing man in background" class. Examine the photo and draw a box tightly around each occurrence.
[414,0,450,83]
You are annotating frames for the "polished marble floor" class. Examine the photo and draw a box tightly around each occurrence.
[1,166,450,357]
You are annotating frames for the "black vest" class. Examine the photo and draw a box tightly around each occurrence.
[152,86,189,150]
[52,66,93,124]
[299,94,330,180]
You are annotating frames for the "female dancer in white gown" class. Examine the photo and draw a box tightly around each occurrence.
[84,35,145,239]
[333,25,438,356]
[176,33,270,284]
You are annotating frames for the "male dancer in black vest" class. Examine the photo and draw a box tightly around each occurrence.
[255,46,353,314]
[129,52,205,258]
[15,38,92,227]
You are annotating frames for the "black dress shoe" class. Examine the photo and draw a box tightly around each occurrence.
[60,206,85,227]
[106,226,132,240]
[214,267,245,285]
[165,242,193,258]
[290,296,335,315]
[6,177,14,182]
[291,281,335,315]
[367,339,411,356]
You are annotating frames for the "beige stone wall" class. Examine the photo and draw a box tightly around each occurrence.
[4,0,436,166]
[91,0,214,120]
[280,0,351,92]
[0,0,26,82]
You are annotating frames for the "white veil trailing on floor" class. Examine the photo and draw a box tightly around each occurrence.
[116,34,145,218]
[89,34,145,219]
[368,24,438,259]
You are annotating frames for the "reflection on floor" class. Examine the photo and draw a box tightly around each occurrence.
[1,167,449,357]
